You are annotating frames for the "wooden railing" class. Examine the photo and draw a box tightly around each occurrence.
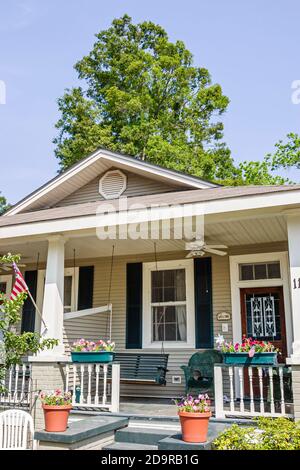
[0,364,32,409]
[64,362,120,412]
[214,364,293,419]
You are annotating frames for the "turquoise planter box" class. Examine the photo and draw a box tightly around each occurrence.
[223,352,277,366]
[71,351,115,363]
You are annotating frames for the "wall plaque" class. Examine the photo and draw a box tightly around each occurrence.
[217,311,231,321]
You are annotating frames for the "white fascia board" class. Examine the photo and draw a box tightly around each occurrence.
[2,188,300,240]
[4,152,102,216]
[5,150,214,217]
[99,149,216,189]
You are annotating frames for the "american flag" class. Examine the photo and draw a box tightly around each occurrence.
[10,262,28,300]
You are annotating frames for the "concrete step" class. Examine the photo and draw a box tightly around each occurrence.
[103,442,158,451]
[115,425,177,445]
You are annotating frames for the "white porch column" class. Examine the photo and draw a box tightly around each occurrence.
[287,214,300,362]
[35,235,66,360]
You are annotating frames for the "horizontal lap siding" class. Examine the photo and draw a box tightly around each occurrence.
[55,171,183,207]
[22,242,286,398]
[64,251,232,398]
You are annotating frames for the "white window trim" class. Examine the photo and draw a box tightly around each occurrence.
[0,275,12,297]
[143,259,195,349]
[229,252,292,356]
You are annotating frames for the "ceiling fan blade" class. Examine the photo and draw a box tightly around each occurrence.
[204,247,227,256]
[185,250,205,258]
[205,244,228,249]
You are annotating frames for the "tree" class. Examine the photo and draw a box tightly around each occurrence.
[54,14,237,182]
[0,253,58,391]
[0,193,10,215]
[268,133,300,171]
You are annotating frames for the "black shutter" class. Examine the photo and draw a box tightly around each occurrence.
[21,271,37,333]
[126,263,142,349]
[194,258,213,348]
[77,266,94,310]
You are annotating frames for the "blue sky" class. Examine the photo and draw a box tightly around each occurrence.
[0,0,299,204]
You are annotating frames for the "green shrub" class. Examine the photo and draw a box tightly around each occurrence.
[213,417,300,450]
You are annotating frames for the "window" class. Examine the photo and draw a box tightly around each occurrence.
[239,262,281,281]
[143,260,195,348]
[63,268,79,313]
[151,269,187,342]
[64,275,73,313]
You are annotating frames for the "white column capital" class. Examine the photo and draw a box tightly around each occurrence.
[47,234,68,244]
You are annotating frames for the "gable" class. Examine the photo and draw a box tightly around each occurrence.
[4,148,217,216]
[54,169,188,208]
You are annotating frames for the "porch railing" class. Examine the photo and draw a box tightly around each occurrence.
[64,362,120,412]
[214,364,293,419]
[0,364,32,409]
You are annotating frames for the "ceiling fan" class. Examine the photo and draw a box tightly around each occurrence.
[185,240,228,258]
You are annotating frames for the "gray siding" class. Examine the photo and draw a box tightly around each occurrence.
[55,170,185,207]
[62,251,232,398]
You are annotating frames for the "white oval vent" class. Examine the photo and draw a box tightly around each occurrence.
[99,169,127,200]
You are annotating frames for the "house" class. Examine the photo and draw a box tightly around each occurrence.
[1,148,300,416]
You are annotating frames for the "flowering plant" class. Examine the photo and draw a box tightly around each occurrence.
[176,394,211,413]
[40,389,72,406]
[215,334,279,358]
[72,338,115,352]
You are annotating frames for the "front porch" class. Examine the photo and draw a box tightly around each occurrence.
[2,198,300,426]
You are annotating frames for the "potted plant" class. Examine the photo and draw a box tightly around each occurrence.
[40,389,72,432]
[71,339,115,363]
[176,394,211,443]
[215,334,279,366]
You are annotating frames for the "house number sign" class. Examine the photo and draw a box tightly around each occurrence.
[293,278,300,289]
[217,312,231,321]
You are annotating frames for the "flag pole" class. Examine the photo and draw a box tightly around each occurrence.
[27,290,48,335]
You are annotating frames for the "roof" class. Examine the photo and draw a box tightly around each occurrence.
[1,184,300,229]
[4,148,218,216]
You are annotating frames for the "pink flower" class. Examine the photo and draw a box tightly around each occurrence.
[248,347,255,358]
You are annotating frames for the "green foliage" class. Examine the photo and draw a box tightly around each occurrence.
[238,157,290,185]
[54,14,237,182]
[0,192,10,215]
[268,132,300,171]
[0,253,58,391]
[53,14,295,186]
[213,417,300,450]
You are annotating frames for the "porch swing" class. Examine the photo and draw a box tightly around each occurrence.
[114,242,169,386]
[63,247,113,342]
[64,243,169,385]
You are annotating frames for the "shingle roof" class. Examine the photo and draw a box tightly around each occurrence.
[1,184,300,228]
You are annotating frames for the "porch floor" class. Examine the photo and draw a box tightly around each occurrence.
[119,397,178,417]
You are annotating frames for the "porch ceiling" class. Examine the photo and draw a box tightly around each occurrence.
[0,214,288,263]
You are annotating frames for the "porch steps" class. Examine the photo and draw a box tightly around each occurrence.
[115,425,178,446]
[104,442,158,451]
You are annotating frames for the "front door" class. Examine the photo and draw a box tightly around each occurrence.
[240,287,287,360]
[240,287,287,398]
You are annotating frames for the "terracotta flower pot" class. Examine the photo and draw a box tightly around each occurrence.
[178,411,211,443]
[42,404,72,432]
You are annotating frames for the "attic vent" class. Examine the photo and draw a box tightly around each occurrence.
[99,170,127,199]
